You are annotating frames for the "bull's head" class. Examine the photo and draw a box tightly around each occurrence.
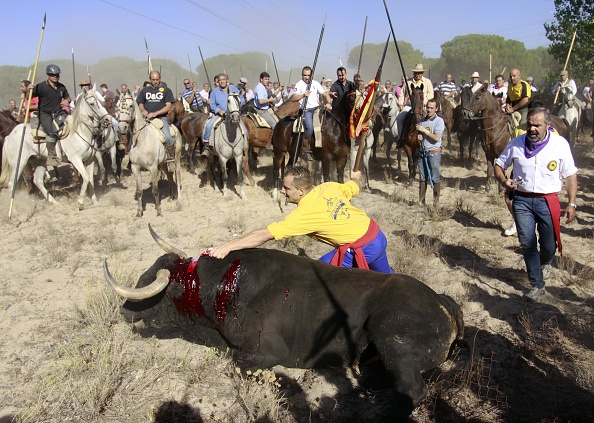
[103,224,188,300]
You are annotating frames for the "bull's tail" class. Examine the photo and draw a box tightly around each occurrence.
[0,151,11,189]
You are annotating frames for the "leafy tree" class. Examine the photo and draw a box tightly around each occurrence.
[545,0,594,83]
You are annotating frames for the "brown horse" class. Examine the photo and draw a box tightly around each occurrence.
[399,86,425,180]
[466,83,570,187]
[455,87,482,165]
[168,99,209,174]
[434,91,454,149]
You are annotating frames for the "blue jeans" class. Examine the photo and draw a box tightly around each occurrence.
[318,229,394,273]
[203,115,218,142]
[418,150,441,184]
[303,107,318,136]
[158,117,173,146]
[512,194,556,289]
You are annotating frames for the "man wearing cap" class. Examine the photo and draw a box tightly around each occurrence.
[329,66,357,109]
[505,68,531,134]
[526,77,538,93]
[32,64,71,166]
[254,72,278,130]
[396,64,434,146]
[551,70,577,97]
[182,78,203,112]
[465,72,482,93]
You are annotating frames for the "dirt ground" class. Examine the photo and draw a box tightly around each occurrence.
[0,131,593,422]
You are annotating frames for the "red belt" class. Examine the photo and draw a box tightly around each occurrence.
[330,219,380,269]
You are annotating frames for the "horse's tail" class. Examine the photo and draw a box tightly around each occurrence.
[0,149,11,189]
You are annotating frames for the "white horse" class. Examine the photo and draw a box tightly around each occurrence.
[116,90,135,151]
[350,124,374,191]
[382,91,404,172]
[209,92,248,199]
[0,88,112,209]
[129,102,182,217]
[557,86,580,149]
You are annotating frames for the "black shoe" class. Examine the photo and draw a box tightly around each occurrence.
[524,287,545,302]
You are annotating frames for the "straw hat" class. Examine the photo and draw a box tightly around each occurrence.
[471,72,480,78]
[410,64,426,73]
[239,77,247,83]
[79,79,91,86]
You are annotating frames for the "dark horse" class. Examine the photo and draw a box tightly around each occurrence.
[466,83,569,187]
[433,91,455,149]
[454,87,482,166]
[271,91,355,200]
[399,86,424,180]
[167,99,209,174]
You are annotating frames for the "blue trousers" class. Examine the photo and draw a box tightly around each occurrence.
[158,117,173,146]
[513,194,556,289]
[319,229,394,273]
[418,150,441,184]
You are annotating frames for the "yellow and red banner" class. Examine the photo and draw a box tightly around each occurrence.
[349,78,379,138]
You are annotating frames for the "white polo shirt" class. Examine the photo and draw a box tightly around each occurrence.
[495,131,578,194]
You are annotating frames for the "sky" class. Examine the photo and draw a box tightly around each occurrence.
[2,0,557,79]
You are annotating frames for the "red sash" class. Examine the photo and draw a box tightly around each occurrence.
[517,192,562,254]
[330,219,380,269]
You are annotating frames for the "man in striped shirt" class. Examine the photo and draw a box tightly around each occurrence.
[182,79,203,112]
[436,74,458,108]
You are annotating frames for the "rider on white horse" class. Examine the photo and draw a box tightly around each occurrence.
[32,64,71,167]
[202,73,246,157]
[136,70,176,161]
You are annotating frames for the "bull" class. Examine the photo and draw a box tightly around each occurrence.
[104,225,464,420]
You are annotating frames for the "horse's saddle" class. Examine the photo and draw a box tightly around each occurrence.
[246,112,271,129]
[29,113,71,142]
[211,116,246,148]
[148,118,178,144]
[292,117,305,134]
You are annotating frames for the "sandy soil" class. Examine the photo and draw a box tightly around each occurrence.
[0,132,593,422]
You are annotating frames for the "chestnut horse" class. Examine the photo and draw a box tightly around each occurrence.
[466,83,569,187]
[398,86,424,180]
[434,91,454,149]
[455,87,482,165]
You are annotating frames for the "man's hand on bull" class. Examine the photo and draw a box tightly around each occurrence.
[209,243,233,259]
[209,228,275,259]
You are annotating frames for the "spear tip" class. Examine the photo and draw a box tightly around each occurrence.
[42,12,47,27]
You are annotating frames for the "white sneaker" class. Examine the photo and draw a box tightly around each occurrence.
[542,264,552,281]
[504,222,517,236]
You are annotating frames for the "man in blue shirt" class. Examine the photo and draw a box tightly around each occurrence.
[202,73,245,157]
[182,78,203,112]
[253,72,277,129]
[415,99,445,205]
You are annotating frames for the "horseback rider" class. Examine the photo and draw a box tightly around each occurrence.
[182,78,203,112]
[136,70,176,161]
[254,72,278,130]
[32,64,71,167]
[202,73,246,157]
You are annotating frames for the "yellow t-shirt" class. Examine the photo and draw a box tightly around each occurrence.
[507,80,531,107]
[267,181,370,246]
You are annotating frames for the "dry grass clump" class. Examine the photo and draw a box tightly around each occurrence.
[231,367,289,422]
[94,228,129,254]
[391,230,443,278]
[455,195,477,217]
[424,204,455,222]
[105,191,126,207]
[555,254,594,289]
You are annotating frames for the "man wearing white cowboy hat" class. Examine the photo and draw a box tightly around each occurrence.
[395,64,434,147]
[465,71,482,93]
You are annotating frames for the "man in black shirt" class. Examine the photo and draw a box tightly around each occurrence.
[329,67,356,109]
[32,64,70,166]
[136,70,176,160]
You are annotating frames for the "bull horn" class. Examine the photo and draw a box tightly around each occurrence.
[103,259,170,300]
[149,223,188,258]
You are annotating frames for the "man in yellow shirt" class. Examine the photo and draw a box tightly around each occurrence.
[210,166,394,273]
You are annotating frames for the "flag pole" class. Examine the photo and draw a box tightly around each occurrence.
[72,48,77,98]
[383,0,412,102]
[353,34,389,172]
[144,36,153,74]
[9,13,46,219]
[198,45,212,92]
[291,15,326,167]
[356,15,368,77]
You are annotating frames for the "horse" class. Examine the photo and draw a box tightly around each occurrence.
[434,90,455,149]
[382,91,405,175]
[93,121,121,188]
[398,86,425,180]
[129,101,182,217]
[168,99,209,174]
[466,84,570,188]
[116,90,135,152]
[209,91,250,199]
[350,125,374,191]
[556,86,580,149]
[0,110,36,192]
[455,87,483,165]
[0,88,113,209]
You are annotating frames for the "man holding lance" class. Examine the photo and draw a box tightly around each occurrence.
[290,66,332,158]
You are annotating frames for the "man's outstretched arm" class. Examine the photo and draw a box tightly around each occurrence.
[210,228,274,259]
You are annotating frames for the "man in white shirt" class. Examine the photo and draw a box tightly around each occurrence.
[488,74,507,110]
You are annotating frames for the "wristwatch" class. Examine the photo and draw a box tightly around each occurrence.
[568,203,577,208]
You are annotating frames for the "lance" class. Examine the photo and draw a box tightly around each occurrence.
[188,53,194,83]
[198,45,212,90]
[271,52,281,86]
[240,65,244,77]
[287,68,292,88]
[16,69,32,121]
[554,28,577,104]
[356,15,368,77]
[291,16,326,167]
[9,13,46,219]
[144,36,153,74]
[383,0,412,104]
[72,48,77,98]
[87,65,92,85]
[353,33,390,172]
